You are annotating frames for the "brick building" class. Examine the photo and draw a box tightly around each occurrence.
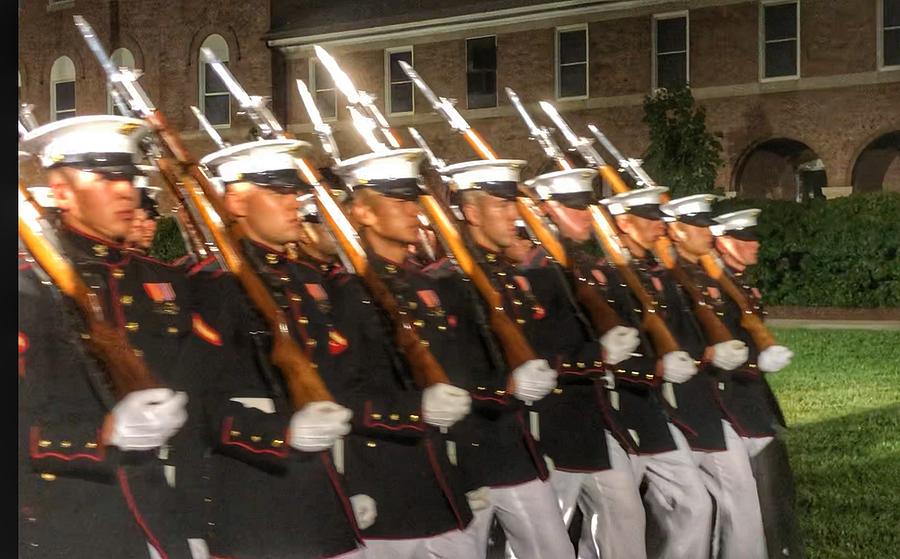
[18,0,900,199]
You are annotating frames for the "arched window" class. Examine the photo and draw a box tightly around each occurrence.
[108,48,135,115]
[50,56,76,121]
[199,34,230,126]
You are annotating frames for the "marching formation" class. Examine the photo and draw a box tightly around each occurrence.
[18,15,802,559]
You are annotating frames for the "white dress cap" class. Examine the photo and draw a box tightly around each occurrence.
[441,159,527,193]
[660,194,721,219]
[200,139,310,182]
[600,186,670,216]
[710,208,761,237]
[524,168,595,200]
[19,115,150,169]
[334,148,426,187]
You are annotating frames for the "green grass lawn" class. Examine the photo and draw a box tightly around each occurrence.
[768,328,900,559]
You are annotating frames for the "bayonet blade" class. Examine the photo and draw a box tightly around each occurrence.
[191,105,228,150]
[313,45,361,105]
[296,79,341,161]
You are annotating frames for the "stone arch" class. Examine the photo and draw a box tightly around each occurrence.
[732,137,827,200]
[851,130,900,194]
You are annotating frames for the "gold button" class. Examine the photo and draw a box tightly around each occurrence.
[409,414,420,422]
[594,361,603,367]
[112,269,125,279]
[92,244,109,257]
[494,390,506,396]
[229,430,240,437]
[272,439,284,447]
[120,295,133,305]
[389,414,400,421]
[60,441,72,448]
[298,317,309,325]
[552,388,563,394]
[513,299,523,306]
[266,253,279,264]
[437,325,447,331]
[631,371,639,375]
[40,473,57,481]
[125,322,139,332]
[290,294,302,302]
[413,320,425,328]
[80,333,91,340]
[408,302,417,310]
[166,327,179,334]
[562,363,571,368]
[385,264,397,273]
[577,362,586,368]
[371,413,382,420]
[84,442,98,449]
[505,283,515,289]
[366,441,377,448]
[250,435,262,442]
[476,386,486,391]
[645,374,654,380]
[419,339,430,347]
[306,339,317,348]
[38,440,51,448]
[471,442,480,447]
[748,363,757,369]
[280,276,290,283]
[133,349,144,357]
[516,318,525,325]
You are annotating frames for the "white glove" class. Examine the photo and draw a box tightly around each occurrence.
[661,351,698,384]
[600,326,641,365]
[422,383,471,428]
[711,340,750,371]
[187,538,210,559]
[349,494,377,530]
[512,359,558,403]
[465,486,491,512]
[758,345,794,373]
[288,401,352,452]
[109,388,188,451]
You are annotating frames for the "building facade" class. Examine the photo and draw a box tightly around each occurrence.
[18,0,900,199]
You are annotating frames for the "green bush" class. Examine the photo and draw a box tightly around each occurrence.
[714,192,900,307]
[148,216,188,262]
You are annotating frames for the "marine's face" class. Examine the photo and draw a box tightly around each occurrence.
[669,221,713,256]
[51,168,139,242]
[243,186,304,248]
[544,202,592,243]
[140,216,158,249]
[616,213,666,249]
[464,194,519,249]
[716,236,759,266]
[359,194,422,245]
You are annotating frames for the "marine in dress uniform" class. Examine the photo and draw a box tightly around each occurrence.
[581,186,715,559]
[448,160,644,559]
[18,116,196,559]
[659,195,768,559]
[710,209,803,559]
[202,142,475,559]
[339,149,565,558]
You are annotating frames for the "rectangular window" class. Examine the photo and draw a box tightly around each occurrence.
[557,25,588,99]
[311,58,337,120]
[881,0,900,68]
[466,36,497,109]
[386,48,414,115]
[761,1,799,79]
[202,62,230,126]
[653,13,688,89]
[54,80,76,120]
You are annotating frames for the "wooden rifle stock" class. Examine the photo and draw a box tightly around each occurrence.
[144,113,334,409]
[515,197,622,335]
[700,254,776,350]
[296,164,452,389]
[18,183,160,398]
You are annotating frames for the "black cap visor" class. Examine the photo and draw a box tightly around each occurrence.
[723,227,759,241]
[50,152,144,180]
[626,203,667,221]
[475,181,519,200]
[239,169,312,194]
[550,191,595,210]
[356,178,424,201]
[675,212,718,227]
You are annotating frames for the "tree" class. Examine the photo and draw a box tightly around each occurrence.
[641,86,724,197]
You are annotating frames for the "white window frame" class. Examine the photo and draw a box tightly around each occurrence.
[50,56,76,122]
[878,0,900,70]
[651,11,690,90]
[385,46,415,116]
[555,23,589,100]
[759,0,801,82]
[465,34,498,110]
[309,58,338,122]
[198,34,231,128]
[107,48,135,115]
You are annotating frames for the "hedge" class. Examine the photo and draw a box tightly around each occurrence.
[149,192,900,308]
[712,192,900,308]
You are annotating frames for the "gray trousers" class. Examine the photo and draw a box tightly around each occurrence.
[691,421,766,559]
[362,528,477,559]
[467,477,574,559]
[548,431,647,559]
[742,434,805,559]
[630,424,714,559]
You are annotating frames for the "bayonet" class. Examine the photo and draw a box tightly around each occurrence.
[296,79,341,161]
[191,105,229,150]
[588,124,656,187]
[505,88,570,170]
[408,127,446,170]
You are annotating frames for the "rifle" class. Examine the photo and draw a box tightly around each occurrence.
[325,52,536,372]
[505,88,623,335]
[588,125,775,349]
[76,14,333,407]
[19,181,160,398]
[533,102,682,356]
